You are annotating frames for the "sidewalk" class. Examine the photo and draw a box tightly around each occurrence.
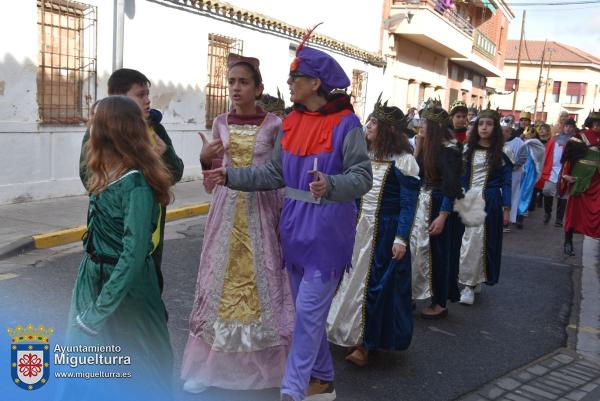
[458,348,600,401]
[0,180,212,259]
[458,236,600,401]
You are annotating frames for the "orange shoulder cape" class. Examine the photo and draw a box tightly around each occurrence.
[281,109,352,157]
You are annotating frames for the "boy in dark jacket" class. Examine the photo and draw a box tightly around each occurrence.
[79,68,184,294]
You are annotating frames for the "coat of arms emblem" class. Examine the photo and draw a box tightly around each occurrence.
[8,323,53,390]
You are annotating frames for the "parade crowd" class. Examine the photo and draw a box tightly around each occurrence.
[58,27,599,401]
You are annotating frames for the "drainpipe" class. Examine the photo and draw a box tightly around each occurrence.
[113,0,125,71]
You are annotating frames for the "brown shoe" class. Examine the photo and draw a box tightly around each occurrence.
[281,394,295,401]
[344,346,369,367]
[420,304,448,320]
[306,377,336,400]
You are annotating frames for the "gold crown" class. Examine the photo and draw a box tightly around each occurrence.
[450,100,468,115]
[588,109,600,120]
[420,98,449,124]
[258,89,286,115]
[478,102,501,122]
[520,111,532,121]
[7,324,54,343]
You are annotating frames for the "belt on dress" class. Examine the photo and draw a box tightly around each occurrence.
[285,187,335,205]
[87,252,119,265]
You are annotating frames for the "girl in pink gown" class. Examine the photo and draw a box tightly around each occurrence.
[181,54,294,393]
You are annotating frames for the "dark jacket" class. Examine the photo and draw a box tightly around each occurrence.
[79,109,184,188]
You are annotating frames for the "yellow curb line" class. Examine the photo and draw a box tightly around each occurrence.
[567,324,600,335]
[32,203,210,249]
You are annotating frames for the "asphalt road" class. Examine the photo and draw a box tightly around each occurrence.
[0,206,581,401]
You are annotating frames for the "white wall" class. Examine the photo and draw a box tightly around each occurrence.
[489,63,600,124]
[0,0,386,204]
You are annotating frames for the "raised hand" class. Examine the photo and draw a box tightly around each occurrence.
[198,132,224,166]
[153,133,167,155]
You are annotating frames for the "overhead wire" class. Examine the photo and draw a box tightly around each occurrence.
[505,0,600,5]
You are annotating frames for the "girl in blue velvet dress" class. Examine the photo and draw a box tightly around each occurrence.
[327,99,419,367]
[459,109,512,305]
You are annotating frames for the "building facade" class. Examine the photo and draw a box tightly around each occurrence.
[488,40,600,125]
[0,0,386,204]
[382,0,514,110]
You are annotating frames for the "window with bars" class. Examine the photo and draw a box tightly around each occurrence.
[552,81,561,103]
[37,0,97,124]
[350,70,368,122]
[565,82,586,104]
[205,34,243,128]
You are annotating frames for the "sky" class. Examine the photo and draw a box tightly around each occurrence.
[507,1,600,57]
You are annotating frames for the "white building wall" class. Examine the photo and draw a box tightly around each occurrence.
[0,0,385,204]
[489,63,600,124]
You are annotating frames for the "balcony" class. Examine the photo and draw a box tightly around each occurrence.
[389,0,475,58]
[388,0,504,76]
[473,29,497,60]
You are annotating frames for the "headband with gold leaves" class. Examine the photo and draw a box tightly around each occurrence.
[257,89,285,115]
[371,93,405,126]
[420,98,449,124]
[478,102,501,122]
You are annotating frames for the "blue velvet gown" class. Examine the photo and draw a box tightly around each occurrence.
[327,153,419,350]
[459,146,512,286]
[411,142,463,308]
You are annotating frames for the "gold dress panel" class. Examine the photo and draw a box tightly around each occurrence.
[217,124,261,322]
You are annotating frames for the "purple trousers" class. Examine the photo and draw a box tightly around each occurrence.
[280,265,339,401]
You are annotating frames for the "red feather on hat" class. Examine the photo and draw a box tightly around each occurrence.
[290,22,323,72]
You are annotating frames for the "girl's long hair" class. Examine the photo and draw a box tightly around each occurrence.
[422,118,452,182]
[465,117,505,171]
[86,96,172,205]
[368,116,413,160]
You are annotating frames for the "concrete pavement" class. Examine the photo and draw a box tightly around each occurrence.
[0,179,212,259]
[0,185,598,400]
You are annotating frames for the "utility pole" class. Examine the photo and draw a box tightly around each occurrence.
[533,39,548,122]
[511,10,526,115]
[541,48,554,122]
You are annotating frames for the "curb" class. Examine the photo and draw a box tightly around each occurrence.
[0,203,210,260]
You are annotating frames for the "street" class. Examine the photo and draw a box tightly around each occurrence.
[0,207,589,401]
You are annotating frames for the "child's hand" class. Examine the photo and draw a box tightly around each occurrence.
[199,132,224,165]
[392,244,406,260]
[503,208,510,226]
[154,134,167,155]
[429,214,447,236]
[203,167,227,187]
[308,170,328,198]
